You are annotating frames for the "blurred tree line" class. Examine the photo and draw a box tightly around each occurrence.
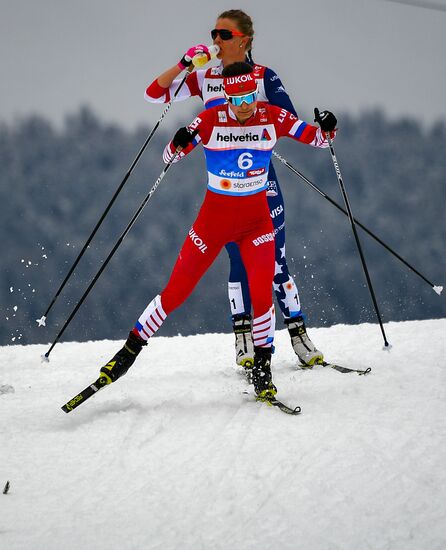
[1,107,444,346]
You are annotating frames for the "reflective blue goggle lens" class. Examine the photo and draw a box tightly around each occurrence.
[226,91,258,106]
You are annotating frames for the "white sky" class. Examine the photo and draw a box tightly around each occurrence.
[1,0,445,129]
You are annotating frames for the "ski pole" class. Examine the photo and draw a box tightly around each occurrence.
[37,61,202,328]
[42,149,181,360]
[315,108,391,348]
[272,151,443,295]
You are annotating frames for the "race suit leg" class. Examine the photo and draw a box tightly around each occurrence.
[267,165,324,365]
[102,191,227,383]
[104,190,278,385]
[225,241,252,316]
[230,190,275,349]
[134,191,275,342]
[266,163,302,319]
[134,191,228,341]
[236,194,276,395]
[237,230,275,349]
[225,163,302,320]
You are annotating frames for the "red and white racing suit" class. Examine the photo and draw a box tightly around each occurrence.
[133,102,331,349]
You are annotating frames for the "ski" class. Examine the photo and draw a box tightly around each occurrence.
[300,361,371,375]
[243,390,301,415]
[324,362,371,375]
[258,396,301,415]
[61,376,109,413]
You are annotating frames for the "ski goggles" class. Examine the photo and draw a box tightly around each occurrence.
[225,89,258,106]
[211,28,245,41]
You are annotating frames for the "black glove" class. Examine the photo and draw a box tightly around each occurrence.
[314,108,337,132]
[178,54,193,70]
[172,127,198,149]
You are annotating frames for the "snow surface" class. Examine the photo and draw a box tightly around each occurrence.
[1,319,445,550]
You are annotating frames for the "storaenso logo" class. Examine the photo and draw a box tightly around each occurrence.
[216,132,260,142]
[188,228,208,254]
[253,232,275,246]
[233,179,263,189]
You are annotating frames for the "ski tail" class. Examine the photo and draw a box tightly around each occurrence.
[321,362,371,375]
[61,377,109,413]
[300,361,371,375]
[255,394,301,415]
[267,397,301,415]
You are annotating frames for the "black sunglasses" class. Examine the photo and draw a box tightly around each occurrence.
[211,28,245,41]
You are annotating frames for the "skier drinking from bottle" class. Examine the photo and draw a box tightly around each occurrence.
[145,9,327,370]
[99,62,337,401]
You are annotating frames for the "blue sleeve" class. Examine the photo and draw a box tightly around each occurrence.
[263,67,298,118]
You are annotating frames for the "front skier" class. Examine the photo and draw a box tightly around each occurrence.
[98,62,337,402]
[145,9,329,370]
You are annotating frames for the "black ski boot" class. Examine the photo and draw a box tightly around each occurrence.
[100,331,147,384]
[252,346,277,400]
